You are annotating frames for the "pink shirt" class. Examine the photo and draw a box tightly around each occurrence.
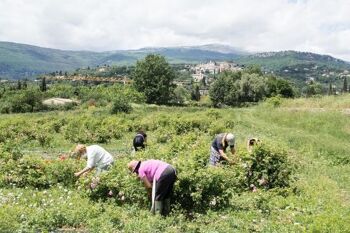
[138,160,169,182]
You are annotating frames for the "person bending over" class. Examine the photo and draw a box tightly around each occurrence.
[209,133,236,166]
[128,159,176,216]
[133,130,147,151]
[73,144,114,178]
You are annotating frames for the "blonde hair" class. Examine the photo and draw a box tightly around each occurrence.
[73,144,86,158]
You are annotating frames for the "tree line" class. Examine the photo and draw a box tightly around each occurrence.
[1,54,349,114]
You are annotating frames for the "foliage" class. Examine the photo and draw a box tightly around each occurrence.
[171,86,191,105]
[0,95,350,232]
[302,81,323,97]
[209,70,295,107]
[0,155,82,188]
[111,95,132,114]
[0,141,23,161]
[0,87,44,113]
[132,54,176,104]
[241,143,295,189]
[191,84,201,101]
[64,117,115,143]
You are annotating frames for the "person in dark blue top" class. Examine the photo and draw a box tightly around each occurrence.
[209,133,236,166]
[133,130,147,151]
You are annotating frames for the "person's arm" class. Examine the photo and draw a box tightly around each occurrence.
[141,176,152,189]
[230,146,236,155]
[218,149,230,161]
[76,152,95,177]
[141,176,152,197]
[74,167,93,177]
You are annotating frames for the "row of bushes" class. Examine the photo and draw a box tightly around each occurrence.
[0,109,236,147]
[0,142,296,213]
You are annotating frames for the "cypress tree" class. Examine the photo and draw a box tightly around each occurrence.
[23,79,28,89]
[17,80,22,90]
[328,82,333,95]
[41,77,47,92]
[343,77,348,93]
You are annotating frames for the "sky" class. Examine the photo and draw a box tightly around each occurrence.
[0,0,350,60]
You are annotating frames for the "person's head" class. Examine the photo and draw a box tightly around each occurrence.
[137,129,146,137]
[225,133,235,146]
[73,144,87,159]
[247,138,260,152]
[128,160,141,174]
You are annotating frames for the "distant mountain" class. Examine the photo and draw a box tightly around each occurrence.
[235,51,350,70]
[234,51,350,86]
[137,44,248,55]
[0,42,243,79]
[1,41,350,82]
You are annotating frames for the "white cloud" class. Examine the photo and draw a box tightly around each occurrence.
[0,0,350,60]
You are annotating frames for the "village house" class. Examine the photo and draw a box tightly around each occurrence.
[191,61,242,83]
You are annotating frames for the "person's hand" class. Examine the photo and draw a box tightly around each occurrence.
[258,178,268,186]
[228,159,235,165]
[147,189,152,199]
[90,182,97,189]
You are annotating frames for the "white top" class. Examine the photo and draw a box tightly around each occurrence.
[86,145,114,169]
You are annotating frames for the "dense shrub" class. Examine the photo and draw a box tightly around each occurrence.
[0,87,45,113]
[0,156,83,188]
[64,117,113,143]
[209,70,295,107]
[79,158,149,207]
[240,143,295,190]
[111,95,132,114]
[0,141,23,161]
[174,166,243,212]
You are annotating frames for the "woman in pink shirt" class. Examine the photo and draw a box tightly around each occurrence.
[128,159,176,216]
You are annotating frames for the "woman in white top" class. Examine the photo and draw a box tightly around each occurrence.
[73,144,114,178]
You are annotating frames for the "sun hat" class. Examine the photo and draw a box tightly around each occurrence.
[226,133,235,146]
[128,160,141,173]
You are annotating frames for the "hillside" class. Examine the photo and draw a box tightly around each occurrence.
[1,41,350,85]
[235,51,350,86]
[0,42,243,79]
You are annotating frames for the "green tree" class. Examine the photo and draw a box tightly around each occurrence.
[41,77,47,92]
[245,65,263,76]
[172,86,190,105]
[17,80,22,90]
[343,77,348,93]
[328,82,333,95]
[267,76,295,98]
[23,79,28,89]
[191,85,201,101]
[209,71,241,107]
[230,73,268,103]
[10,88,43,113]
[304,81,323,97]
[111,95,132,114]
[132,54,176,104]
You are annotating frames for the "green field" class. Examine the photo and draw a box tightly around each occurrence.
[1,95,350,232]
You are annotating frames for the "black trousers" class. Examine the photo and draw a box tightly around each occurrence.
[155,165,176,201]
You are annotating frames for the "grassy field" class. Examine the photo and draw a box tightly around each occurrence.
[0,95,350,232]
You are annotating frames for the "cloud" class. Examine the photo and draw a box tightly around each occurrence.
[0,0,350,60]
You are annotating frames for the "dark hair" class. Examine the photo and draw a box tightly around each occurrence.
[136,130,147,138]
[133,161,141,174]
[249,139,256,145]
